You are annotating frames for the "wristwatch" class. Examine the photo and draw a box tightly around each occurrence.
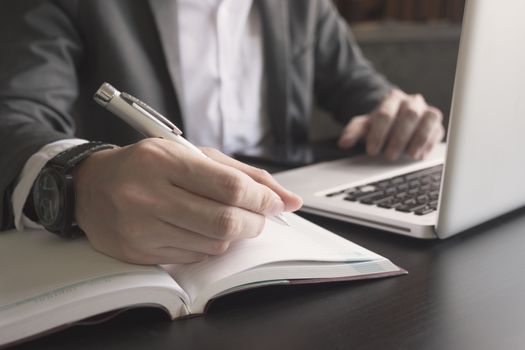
[31,141,115,238]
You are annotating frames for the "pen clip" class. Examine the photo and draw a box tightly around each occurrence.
[120,92,182,135]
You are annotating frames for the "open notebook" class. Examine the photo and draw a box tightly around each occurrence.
[0,213,405,347]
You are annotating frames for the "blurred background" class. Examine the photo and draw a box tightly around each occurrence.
[311,0,465,140]
[333,0,464,22]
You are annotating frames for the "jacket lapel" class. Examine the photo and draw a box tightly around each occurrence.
[148,0,186,127]
[257,0,290,146]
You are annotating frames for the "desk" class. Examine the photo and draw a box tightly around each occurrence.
[10,207,525,349]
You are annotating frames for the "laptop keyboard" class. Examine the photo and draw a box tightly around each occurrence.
[325,165,443,216]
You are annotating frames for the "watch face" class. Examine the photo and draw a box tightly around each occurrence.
[33,169,63,227]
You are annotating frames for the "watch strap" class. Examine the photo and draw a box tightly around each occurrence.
[32,141,116,238]
[49,141,116,170]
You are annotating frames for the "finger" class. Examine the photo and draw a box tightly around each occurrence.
[153,184,266,241]
[153,140,286,216]
[338,115,370,149]
[419,124,446,159]
[202,147,303,212]
[366,90,405,156]
[148,220,231,256]
[407,107,444,159]
[384,94,427,160]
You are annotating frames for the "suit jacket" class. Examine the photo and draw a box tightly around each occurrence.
[0,0,391,230]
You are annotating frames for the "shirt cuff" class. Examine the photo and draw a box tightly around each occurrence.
[12,139,89,231]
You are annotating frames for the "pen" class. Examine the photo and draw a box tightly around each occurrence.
[93,82,290,226]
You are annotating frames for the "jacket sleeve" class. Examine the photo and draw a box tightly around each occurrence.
[0,1,82,230]
[313,0,393,124]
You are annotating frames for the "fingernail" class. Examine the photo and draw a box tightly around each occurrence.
[285,193,303,212]
[269,193,286,215]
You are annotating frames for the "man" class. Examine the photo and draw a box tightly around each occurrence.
[0,1,444,264]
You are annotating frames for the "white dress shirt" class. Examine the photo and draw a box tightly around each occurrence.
[12,0,265,230]
[178,0,265,154]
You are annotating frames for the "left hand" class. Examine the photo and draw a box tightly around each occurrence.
[338,89,445,161]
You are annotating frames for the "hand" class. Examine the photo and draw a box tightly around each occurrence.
[338,89,445,161]
[73,138,303,265]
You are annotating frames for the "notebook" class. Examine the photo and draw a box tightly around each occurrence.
[0,213,404,347]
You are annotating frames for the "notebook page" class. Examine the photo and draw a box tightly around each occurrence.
[0,230,185,311]
[164,213,383,304]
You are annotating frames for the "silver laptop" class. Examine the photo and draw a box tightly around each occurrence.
[274,0,525,239]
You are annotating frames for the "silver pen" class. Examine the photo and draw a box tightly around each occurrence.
[94,83,290,226]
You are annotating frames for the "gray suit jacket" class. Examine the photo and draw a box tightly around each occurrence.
[0,0,391,230]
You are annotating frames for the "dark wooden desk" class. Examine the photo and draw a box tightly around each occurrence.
[11,208,525,350]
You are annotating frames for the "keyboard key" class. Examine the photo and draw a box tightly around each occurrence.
[395,205,412,212]
[358,191,385,202]
[325,190,345,197]
[397,184,409,192]
[378,202,393,209]
[421,184,431,191]
[344,191,365,200]
[379,201,403,209]
[409,180,421,188]
[374,196,394,205]
[376,180,390,188]
[408,188,419,195]
[345,190,382,201]
[404,197,416,204]
[386,187,397,195]
[396,192,408,200]
[358,185,376,192]
[417,195,429,204]
[391,177,404,184]
[409,204,430,213]
[415,206,435,216]
[421,176,432,184]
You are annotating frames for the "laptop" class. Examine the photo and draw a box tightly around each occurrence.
[274,0,525,239]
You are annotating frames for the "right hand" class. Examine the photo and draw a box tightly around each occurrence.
[73,138,303,265]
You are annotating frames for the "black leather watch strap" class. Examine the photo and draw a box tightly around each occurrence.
[50,141,116,170]
[29,141,116,238]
